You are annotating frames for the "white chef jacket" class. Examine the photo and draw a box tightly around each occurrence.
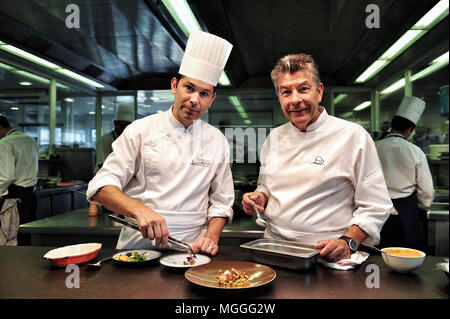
[256,108,392,246]
[0,130,38,197]
[94,131,117,173]
[375,133,434,207]
[87,107,234,249]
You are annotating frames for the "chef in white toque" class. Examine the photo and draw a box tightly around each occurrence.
[376,96,434,250]
[87,31,234,256]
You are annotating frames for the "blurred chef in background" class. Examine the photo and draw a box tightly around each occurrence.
[94,105,133,173]
[375,96,434,250]
[242,53,392,262]
[87,31,234,256]
[0,115,38,245]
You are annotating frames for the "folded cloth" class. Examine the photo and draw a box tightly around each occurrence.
[318,251,370,270]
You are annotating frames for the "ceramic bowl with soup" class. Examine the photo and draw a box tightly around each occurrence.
[381,247,426,273]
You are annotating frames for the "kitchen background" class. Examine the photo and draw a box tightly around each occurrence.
[0,0,448,253]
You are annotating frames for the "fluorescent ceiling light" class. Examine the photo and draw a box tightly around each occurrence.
[89,111,95,115]
[0,41,106,89]
[333,93,348,104]
[218,71,231,87]
[11,106,19,110]
[340,111,354,118]
[354,60,389,83]
[353,101,371,111]
[381,78,405,95]
[161,0,201,36]
[354,1,449,83]
[431,51,449,63]
[414,0,449,28]
[244,120,252,124]
[228,96,249,119]
[64,98,74,102]
[150,96,160,101]
[15,70,50,84]
[55,68,105,88]
[381,51,449,96]
[0,44,60,69]
[380,30,425,60]
[19,81,32,86]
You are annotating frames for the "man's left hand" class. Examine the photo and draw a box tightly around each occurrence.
[192,236,219,256]
[315,239,351,262]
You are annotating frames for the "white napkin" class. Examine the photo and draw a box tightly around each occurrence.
[318,251,370,270]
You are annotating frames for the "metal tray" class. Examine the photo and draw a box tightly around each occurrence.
[240,238,319,271]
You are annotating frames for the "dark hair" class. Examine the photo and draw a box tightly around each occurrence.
[0,115,11,128]
[174,73,217,93]
[391,115,415,132]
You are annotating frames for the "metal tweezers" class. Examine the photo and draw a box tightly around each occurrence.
[107,214,197,258]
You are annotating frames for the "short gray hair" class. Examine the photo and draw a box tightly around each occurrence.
[270,53,321,94]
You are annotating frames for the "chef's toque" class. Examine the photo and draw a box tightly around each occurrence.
[395,96,426,125]
[178,30,233,86]
[115,105,134,122]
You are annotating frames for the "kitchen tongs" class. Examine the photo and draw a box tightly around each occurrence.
[107,214,197,258]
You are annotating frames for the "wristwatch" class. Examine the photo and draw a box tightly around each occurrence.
[339,236,358,253]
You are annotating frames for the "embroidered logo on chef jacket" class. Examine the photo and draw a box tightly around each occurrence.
[311,156,325,165]
[191,158,212,167]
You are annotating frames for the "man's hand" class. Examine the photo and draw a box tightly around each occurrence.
[134,209,169,247]
[192,236,219,256]
[315,239,351,261]
[191,217,227,256]
[93,185,170,247]
[242,191,268,216]
[315,225,368,262]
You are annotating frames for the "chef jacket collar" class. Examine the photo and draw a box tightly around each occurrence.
[288,106,328,134]
[385,133,406,140]
[5,129,16,136]
[167,105,196,133]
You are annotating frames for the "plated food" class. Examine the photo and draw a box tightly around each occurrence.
[159,253,210,268]
[112,250,161,265]
[43,243,102,267]
[216,268,250,287]
[185,261,276,289]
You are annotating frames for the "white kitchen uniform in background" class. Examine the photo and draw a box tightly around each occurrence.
[376,134,434,206]
[256,108,392,246]
[87,107,234,248]
[375,96,434,207]
[0,130,38,197]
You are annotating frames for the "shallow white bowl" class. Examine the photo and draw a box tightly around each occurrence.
[381,247,426,273]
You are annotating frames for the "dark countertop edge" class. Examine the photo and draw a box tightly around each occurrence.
[19,226,120,235]
[37,184,88,196]
[19,226,264,237]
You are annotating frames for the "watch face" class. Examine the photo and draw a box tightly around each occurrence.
[348,239,358,251]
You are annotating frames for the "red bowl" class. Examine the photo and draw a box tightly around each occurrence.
[43,243,102,267]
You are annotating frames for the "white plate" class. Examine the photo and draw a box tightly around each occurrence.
[159,253,211,268]
[113,250,162,264]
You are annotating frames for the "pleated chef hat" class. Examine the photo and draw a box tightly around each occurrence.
[115,105,134,122]
[178,30,233,86]
[395,96,426,125]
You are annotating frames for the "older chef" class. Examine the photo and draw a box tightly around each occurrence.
[242,53,392,261]
[375,96,434,249]
[87,31,234,256]
[0,115,38,245]
[94,105,133,173]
